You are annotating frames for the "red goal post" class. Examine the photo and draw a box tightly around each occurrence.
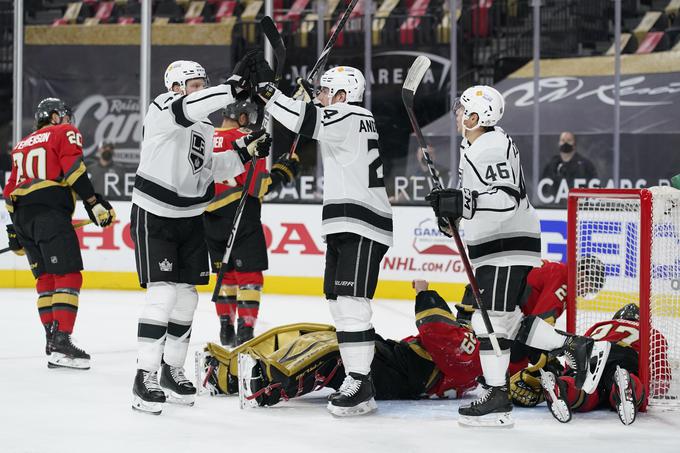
[566,187,680,409]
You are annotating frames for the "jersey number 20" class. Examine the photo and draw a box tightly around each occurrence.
[13,147,47,182]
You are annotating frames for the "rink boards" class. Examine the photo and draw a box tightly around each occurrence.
[0,201,570,299]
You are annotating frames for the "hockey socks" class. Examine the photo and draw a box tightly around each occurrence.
[51,272,83,334]
[518,316,568,351]
[36,274,55,327]
[214,283,237,321]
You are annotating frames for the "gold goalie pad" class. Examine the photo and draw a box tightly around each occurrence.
[203,323,336,394]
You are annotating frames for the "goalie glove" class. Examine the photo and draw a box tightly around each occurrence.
[509,354,551,407]
[84,193,116,228]
[5,224,25,256]
[292,77,315,102]
[232,129,271,164]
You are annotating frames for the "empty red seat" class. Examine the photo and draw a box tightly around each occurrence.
[400,0,430,45]
[636,31,664,53]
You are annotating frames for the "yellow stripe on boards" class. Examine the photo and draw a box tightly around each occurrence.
[0,270,467,301]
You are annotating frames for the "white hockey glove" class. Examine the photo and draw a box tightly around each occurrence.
[232,129,271,163]
[292,77,314,102]
[84,194,116,228]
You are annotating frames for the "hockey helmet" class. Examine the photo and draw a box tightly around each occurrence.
[35,97,70,128]
[319,66,365,103]
[454,85,505,128]
[223,100,258,126]
[164,60,208,94]
[613,304,640,322]
[577,254,606,296]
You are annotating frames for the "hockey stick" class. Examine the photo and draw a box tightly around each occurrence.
[402,56,502,357]
[1,219,93,255]
[211,17,286,303]
[287,0,360,158]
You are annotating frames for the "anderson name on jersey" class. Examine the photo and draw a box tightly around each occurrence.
[263,91,393,247]
[458,127,541,267]
[132,84,246,218]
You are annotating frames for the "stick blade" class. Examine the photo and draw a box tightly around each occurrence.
[403,56,431,94]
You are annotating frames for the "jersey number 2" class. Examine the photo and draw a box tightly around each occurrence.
[367,139,385,188]
[13,147,47,182]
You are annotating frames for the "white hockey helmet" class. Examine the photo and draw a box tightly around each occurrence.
[456,85,505,128]
[320,66,365,103]
[164,60,208,94]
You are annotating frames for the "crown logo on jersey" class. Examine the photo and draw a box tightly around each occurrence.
[159,259,173,272]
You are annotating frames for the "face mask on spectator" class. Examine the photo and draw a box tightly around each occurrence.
[101,149,113,161]
[559,143,574,153]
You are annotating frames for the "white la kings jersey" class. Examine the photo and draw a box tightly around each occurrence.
[264,89,393,247]
[458,127,541,267]
[132,85,245,218]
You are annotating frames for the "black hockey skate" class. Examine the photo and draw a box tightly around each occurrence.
[613,366,638,425]
[132,369,166,415]
[458,378,514,428]
[44,322,54,356]
[160,363,196,406]
[539,369,572,423]
[48,328,90,370]
[327,372,377,417]
[219,316,236,348]
[561,335,594,390]
[236,318,254,346]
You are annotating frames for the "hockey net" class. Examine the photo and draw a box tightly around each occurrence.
[567,187,680,409]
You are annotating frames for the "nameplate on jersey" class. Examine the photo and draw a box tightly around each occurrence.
[359,119,377,133]
[189,131,206,174]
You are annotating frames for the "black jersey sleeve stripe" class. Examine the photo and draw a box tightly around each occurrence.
[298,103,318,138]
[186,90,231,105]
[467,236,541,261]
[151,101,167,111]
[274,100,300,117]
[464,154,489,186]
[170,96,195,128]
[134,174,214,207]
[496,185,521,203]
[322,112,373,127]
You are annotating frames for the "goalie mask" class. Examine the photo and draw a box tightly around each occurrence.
[164,60,208,95]
[223,100,258,127]
[577,255,606,298]
[320,66,365,103]
[613,303,640,322]
[453,85,505,136]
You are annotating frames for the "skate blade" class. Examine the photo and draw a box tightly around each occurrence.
[327,398,377,417]
[163,390,196,406]
[615,366,636,425]
[539,370,572,423]
[582,341,611,394]
[132,395,163,415]
[458,412,514,428]
[48,353,90,370]
[237,353,260,409]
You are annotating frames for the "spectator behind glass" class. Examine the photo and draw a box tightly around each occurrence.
[88,141,125,199]
[540,132,598,206]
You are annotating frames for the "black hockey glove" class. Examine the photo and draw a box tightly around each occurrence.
[425,188,476,222]
[84,193,116,228]
[292,77,315,102]
[232,129,271,164]
[270,154,300,187]
[5,224,25,256]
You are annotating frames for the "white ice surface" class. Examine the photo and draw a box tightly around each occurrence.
[1,289,679,453]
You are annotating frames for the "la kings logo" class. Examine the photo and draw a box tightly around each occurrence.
[189,131,206,174]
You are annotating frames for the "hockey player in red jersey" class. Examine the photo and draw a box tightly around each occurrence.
[200,278,481,404]
[540,304,670,425]
[204,100,300,347]
[3,97,116,369]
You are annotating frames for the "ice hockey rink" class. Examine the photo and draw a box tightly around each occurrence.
[1,288,678,453]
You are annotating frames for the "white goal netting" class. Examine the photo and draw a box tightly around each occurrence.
[572,187,680,407]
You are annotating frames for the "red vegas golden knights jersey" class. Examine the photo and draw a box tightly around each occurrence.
[522,260,568,322]
[206,127,271,213]
[3,123,91,215]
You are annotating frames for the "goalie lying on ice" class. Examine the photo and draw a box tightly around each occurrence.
[197,287,482,405]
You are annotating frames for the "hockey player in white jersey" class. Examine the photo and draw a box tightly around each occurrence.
[131,56,272,415]
[426,86,542,427]
[249,59,392,416]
